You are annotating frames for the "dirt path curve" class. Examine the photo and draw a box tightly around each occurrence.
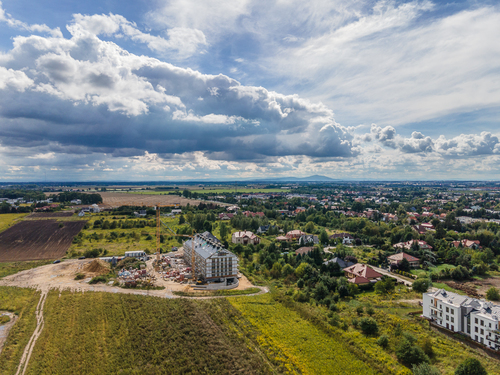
[370,265,414,286]
[15,290,47,375]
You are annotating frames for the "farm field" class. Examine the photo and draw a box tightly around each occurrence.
[0,220,87,262]
[23,291,279,375]
[229,293,380,375]
[128,188,290,194]
[27,212,74,218]
[0,214,28,234]
[97,191,228,208]
[0,287,40,374]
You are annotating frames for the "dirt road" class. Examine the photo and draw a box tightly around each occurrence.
[15,291,47,375]
[0,260,267,300]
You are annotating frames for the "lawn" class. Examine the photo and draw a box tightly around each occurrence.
[24,292,280,374]
[0,213,28,233]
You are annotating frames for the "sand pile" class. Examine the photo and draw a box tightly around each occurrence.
[82,259,110,275]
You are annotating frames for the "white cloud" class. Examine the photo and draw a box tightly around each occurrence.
[0,1,62,37]
[0,66,33,91]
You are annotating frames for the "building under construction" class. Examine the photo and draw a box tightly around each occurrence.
[184,232,238,283]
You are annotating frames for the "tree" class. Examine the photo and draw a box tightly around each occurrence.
[295,262,311,279]
[178,215,185,225]
[305,221,315,233]
[412,278,432,293]
[374,278,395,294]
[377,335,389,348]
[454,358,487,375]
[412,363,440,375]
[486,287,500,301]
[396,338,429,367]
[320,230,329,245]
[219,222,228,239]
[359,317,378,335]
[399,258,411,272]
[282,264,294,277]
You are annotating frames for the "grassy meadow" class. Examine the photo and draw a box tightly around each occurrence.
[0,260,53,279]
[0,287,40,374]
[0,213,28,233]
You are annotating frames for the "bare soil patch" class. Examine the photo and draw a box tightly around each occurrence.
[98,191,228,208]
[0,220,87,262]
[443,280,484,298]
[82,259,110,276]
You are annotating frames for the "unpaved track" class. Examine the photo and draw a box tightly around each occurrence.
[0,260,268,300]
[15,290,47,375]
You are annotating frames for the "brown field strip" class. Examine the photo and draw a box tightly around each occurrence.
[27,212,74,218]
[0,220,87,262]
[98,191,228,207]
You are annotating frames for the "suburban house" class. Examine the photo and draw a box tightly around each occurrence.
[323,257,355,269]
[343,263,383,285]
[218,213,234,220]
[231,231,260,245]
[295,247,314,256]
[452,239,480,249]
[275,235,288,242]
[329,233,354,245]
[423,289,500,350]
[286,230,306,240]
[257,225,270,234]
[387,252,420,268]
[70,199,82,205]
[393,240,432,251]
[298,234,319,246]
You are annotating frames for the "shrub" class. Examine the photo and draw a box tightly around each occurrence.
[329,303,338,312]
[359,317,378,335]
[356,306,364,315]
[486,287,500,301]
[454,358,487,375]
[0,315,10,324]
[421,337,434,357]
[396,338,429,367]
[297,278,304,289]
[351,318,359,328]
[74,273,85,280]
[366,306,375,316]
[412,363,440,375]
[89,275,107,284]
[412,278,432,293]
[328,314,340,327]
[377,334,389,348]
[394,323,402,336]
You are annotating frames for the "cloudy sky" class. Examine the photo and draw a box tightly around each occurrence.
[0,0,499,181]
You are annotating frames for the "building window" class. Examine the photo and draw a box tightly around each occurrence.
[451,325,454,331]
[475,327,478,333]
[481,329,484,335]
[446,315,449,321]
[446,307,449,313]
[481,320,484,326]
[475,335,478,341]
[475,318,478,324]
[451,317,454,323]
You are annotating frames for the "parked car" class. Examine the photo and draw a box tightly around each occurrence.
[78,256,86,260]
[53,260,61,264]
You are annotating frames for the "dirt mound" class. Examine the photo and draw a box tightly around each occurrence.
[82,259,110,275]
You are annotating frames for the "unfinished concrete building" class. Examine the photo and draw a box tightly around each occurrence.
[184,232,239,283]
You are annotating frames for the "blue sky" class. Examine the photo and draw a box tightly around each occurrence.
[0,0,499,181]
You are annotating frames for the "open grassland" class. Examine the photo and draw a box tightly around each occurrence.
[0,287,40,374]
[24,292,282,375]
[0,260,53,279]
[98,191,227,208]
[68,215,186,257]
[128,188,290,194]
[0,214,28,234]
[229,293,381,375]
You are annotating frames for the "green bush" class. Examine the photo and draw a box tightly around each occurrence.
[454,358,487,375]
[412,363,440,375]
[74,273,85,280]
[366,306,375,316]
[0,315,10,324]
[412,278,432,293]
[486,287,500,301]
[377,335,389,348]
[356,306,364,315]
[359,317,378,335]
[89,275,107,284]
[396,338,429,367]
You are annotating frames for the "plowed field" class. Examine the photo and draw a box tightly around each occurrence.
[98,191,228,207]
[0,220,87,262]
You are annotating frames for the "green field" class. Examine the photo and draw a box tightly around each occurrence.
[0,260,53,279]
[0,213,28,233]
[23,292,283,375]
[0,287,40,374]
[126,188,290,195]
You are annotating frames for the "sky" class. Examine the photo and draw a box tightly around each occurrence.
[0,0,499,182]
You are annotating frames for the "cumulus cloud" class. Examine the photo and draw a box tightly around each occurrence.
[399,131,434,153]
[68,13,207,58]
[434,132,500,157]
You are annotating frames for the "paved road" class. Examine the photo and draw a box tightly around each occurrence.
[370,265,414,286]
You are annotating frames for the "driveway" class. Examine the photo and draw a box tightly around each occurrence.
[370,265,414,286]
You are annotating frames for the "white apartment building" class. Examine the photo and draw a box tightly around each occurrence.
[423,289,500,350]
[184,232,239,282]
